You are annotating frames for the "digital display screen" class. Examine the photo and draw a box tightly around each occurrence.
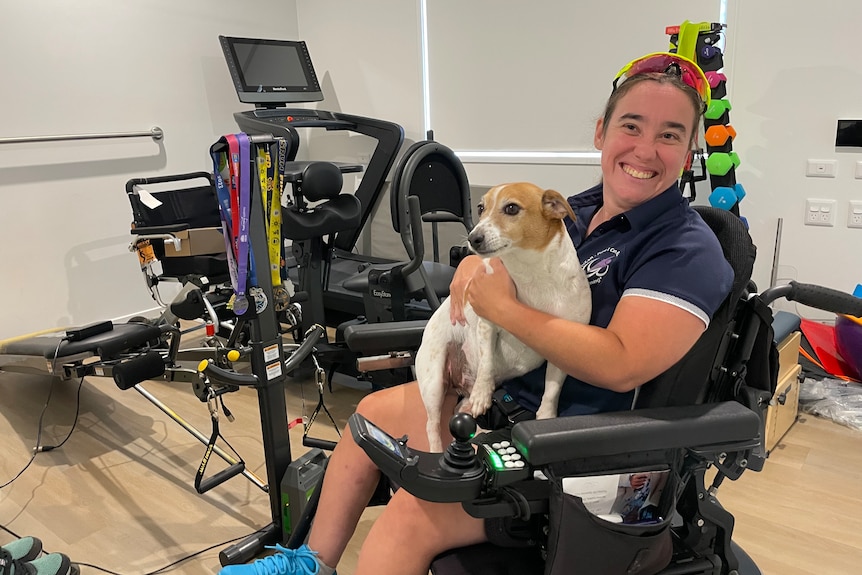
[367,421,404,459]
[233,42,309,90]
[220,36,323,105]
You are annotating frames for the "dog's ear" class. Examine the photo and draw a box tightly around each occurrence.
[542,189,576,222]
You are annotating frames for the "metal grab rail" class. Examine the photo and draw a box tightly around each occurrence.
[0,126,164,145]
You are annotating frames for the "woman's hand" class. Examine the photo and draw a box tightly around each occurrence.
[464,257,518,325]
[448,255,483,325]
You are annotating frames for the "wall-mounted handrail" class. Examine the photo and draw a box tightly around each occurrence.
[0,126,164,145]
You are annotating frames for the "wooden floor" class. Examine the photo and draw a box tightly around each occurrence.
[1,362,861,574]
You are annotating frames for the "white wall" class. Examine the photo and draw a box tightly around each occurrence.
[725,0,862,318]
[0,0,299,339]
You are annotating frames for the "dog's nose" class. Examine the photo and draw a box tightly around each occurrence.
[468,231,484,251]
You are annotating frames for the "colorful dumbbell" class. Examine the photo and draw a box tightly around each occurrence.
[705,99,732,121]
[706,151,741,176]
[705,124,737,147]
[708,183,747,210]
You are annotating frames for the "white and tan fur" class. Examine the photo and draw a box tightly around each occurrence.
[415,182,592,452]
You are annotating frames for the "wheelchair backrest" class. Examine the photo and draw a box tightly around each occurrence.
[126,172,220,230]
[635,206,757,409]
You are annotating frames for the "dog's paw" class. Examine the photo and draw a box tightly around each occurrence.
[535,406,556,420]
[470,393,493,418]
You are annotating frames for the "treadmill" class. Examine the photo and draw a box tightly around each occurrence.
[219,35,404,327]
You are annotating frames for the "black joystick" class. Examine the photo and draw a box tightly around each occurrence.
[441,413,482,473]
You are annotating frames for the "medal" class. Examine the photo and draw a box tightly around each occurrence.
[233,294,250,315]
[251,286,268,314]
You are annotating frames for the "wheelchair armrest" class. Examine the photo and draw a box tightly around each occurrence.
[342,320,427,354]
[512,401,760,466]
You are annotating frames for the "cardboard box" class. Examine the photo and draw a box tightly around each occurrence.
[163,227,226,258]
[764,363,802,453]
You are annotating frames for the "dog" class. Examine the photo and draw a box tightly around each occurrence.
[415,182,592,452]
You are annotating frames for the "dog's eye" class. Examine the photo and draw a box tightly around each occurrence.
[477,204,485,215]
[503,203,521,215]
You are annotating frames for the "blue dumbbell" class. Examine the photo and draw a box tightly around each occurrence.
[709,186,738,209]
[709,183,747,210]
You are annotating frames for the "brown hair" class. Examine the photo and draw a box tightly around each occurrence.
[600,72,704,147]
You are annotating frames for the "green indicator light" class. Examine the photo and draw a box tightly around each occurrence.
[488,450,504,470]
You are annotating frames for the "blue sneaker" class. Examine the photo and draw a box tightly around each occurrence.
[219,544,327,575]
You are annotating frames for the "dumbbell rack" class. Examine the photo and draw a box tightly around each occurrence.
[667,21,746,218]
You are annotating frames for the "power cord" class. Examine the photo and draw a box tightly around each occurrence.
[1,337,83,488]
[1,523,266,575]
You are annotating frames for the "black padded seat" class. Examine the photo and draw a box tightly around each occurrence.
[341,260,455,299]
[281,161,363,241]
[0,323,162,359]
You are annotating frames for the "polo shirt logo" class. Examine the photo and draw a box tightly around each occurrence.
[582,246,620,285]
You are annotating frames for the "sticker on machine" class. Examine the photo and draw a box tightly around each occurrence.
[263,344,280,362]
[266,361,283,380]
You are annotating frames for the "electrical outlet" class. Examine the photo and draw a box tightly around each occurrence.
[806,159,837,178]
[805,199,836,226]
[849,200,862,228]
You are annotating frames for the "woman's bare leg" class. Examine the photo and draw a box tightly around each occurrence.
[307,381,470,570]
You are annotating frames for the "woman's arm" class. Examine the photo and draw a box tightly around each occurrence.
[465,258,706,393]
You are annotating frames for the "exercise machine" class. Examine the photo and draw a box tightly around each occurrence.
[219,35,405,329]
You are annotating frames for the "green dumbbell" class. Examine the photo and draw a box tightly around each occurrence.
[705,99,732,120]
[706,152,741,176]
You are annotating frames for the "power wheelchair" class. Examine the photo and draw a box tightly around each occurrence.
[295,206,862,575]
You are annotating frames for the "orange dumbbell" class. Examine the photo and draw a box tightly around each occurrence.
[705,124,737,147]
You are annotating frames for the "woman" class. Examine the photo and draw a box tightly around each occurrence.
[220,52,734,575]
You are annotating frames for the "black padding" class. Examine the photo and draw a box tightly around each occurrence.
[299,162,344,202]
[282,195,362,240]
[636,206,756,409]
[112,351,165,390]
[511,401,760,466]
[170,287,206,321]
[343,320,428,354]
[0,323,161,359]
[341,261,455,298]
[390,141,473,236]
[128,178,220,230]
[159,253,230,281]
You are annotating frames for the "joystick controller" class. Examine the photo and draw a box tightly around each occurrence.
[441,413,482,473]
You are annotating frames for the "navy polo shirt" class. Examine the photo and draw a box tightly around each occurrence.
[501,182,734,417]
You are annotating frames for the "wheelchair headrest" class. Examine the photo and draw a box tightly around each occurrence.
[300,162,344,202]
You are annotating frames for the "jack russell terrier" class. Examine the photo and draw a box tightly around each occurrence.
[415,182,592,452]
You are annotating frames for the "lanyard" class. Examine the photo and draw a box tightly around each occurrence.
[210,141,240,295]
[225,134,254,315]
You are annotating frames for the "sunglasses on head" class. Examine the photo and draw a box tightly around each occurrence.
[612,52,711,108]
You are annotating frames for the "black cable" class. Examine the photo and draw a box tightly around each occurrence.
[37,375,85,453]
[2,335,87,488]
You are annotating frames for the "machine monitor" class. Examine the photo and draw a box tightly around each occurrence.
[219,35,323,106]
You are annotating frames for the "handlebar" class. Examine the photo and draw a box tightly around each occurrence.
[761,281,862,316]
